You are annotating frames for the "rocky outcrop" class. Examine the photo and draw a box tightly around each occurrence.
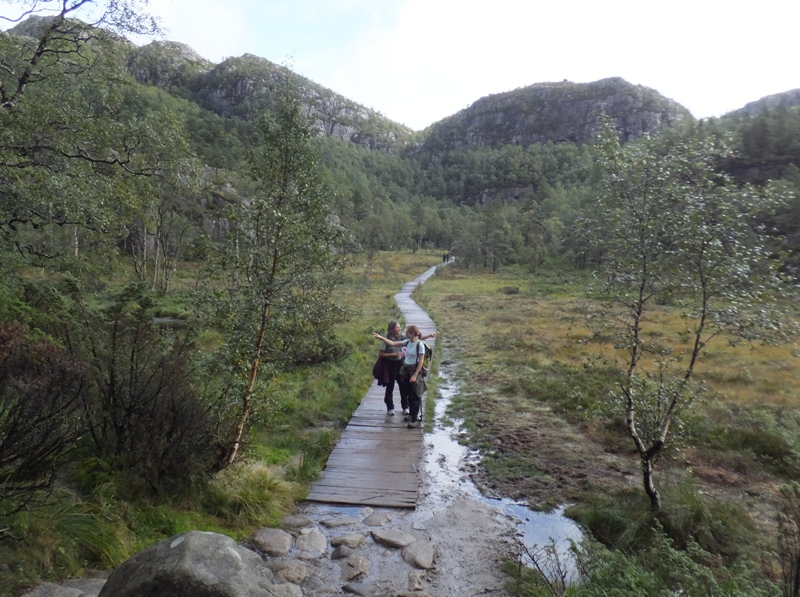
[724,88,800,118]
[419,77,691,152]
[181,54,412,152]
[127,41,213,90]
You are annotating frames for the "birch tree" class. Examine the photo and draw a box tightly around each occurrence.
[200,92,347,472]
[587,119,794,510]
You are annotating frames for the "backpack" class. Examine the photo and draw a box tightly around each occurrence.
[422,341,433,369]
[416,340,433,377]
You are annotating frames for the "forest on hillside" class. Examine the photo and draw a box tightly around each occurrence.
[2,1,800,595]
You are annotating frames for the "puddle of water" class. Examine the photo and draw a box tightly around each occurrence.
[422,362,583,577]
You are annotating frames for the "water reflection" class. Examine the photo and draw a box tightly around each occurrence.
[422,361,583,574]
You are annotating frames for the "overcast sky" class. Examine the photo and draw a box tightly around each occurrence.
[9,0,800,131]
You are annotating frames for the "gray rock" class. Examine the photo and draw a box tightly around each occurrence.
[270,584,303,597]
[341,583,373,596]
[301,575,328,591]
[370,528,417,548]
[402,540,435,569]
[251,527,293,556]
[268,559,308,585]
[362,512,391,527]
[340,555,369,581]
[96,530,281,597]
[20,583,83,597]
[331,545,354,559]
[330,533,365,548]
[295,526,327,554]
[319,516,360,528]
[409,569,426,591]
[281,514,314,528]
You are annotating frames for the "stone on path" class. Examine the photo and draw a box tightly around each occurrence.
[320,515,360,528]
[402,539,435,569]
[331,533,366,548]
[362,512,392,526]
[295,526,327,554]
[267,559,308,585]
[370,528,417,548]
[280,514,313,528]
[340,555,369,581]
[331,544,354,559]
[250,527,293,556]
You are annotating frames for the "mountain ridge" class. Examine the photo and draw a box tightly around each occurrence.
[6,16,796,154]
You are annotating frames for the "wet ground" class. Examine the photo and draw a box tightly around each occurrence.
[296,359,584,594]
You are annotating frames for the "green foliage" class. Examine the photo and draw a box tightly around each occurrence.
[777,482,800,597]
[692,404,800,479]
[64,284,216,495]
[570,530,777,597]
[197,89,349,471]
[564,489,775,596]
[203,463,299,528]
[585,115,795,509]
[0,496,131,595]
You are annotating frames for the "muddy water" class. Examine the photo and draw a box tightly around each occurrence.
[422,360,584,575]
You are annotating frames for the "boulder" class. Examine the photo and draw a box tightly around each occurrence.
[97,530,287,597]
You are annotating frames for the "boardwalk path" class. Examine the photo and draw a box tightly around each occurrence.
[305,265,439,509]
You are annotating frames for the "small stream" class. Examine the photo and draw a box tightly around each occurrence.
[421,360,584,574]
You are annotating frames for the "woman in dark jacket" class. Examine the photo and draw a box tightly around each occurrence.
[377,321,406,415]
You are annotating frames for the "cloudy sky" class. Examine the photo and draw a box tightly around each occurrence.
[9,0,800,130]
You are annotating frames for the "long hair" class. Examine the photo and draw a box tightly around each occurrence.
[387,320,401,339]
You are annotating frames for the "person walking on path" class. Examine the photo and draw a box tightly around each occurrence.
[376,322,435,417]
[373,324,429,428]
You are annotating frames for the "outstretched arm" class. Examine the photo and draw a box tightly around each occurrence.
[372,332,404,347]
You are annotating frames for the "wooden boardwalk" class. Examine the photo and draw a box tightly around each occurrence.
[305,265,439,508]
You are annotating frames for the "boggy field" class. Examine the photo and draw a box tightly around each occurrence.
[415,264,800,586]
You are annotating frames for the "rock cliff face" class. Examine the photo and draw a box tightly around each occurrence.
[419,77,691,152]
[724,88,800,118]
[127,46,412,152]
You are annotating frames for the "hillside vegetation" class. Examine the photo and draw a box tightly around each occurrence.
[2,2,800,595]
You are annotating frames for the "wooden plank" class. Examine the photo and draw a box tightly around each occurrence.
[304,266,439,509]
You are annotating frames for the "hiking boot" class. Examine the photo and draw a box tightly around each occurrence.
[402,408,409,415]
[407,420,422,429]
[387,410,395,416]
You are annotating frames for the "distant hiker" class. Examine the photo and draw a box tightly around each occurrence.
[375,322,435,417]
[373,324,431,428]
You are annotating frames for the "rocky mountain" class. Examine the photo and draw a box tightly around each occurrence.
[418,77,692,153]
[723,88,800,118]
[4,18,414,153]
[126,42,413,152]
